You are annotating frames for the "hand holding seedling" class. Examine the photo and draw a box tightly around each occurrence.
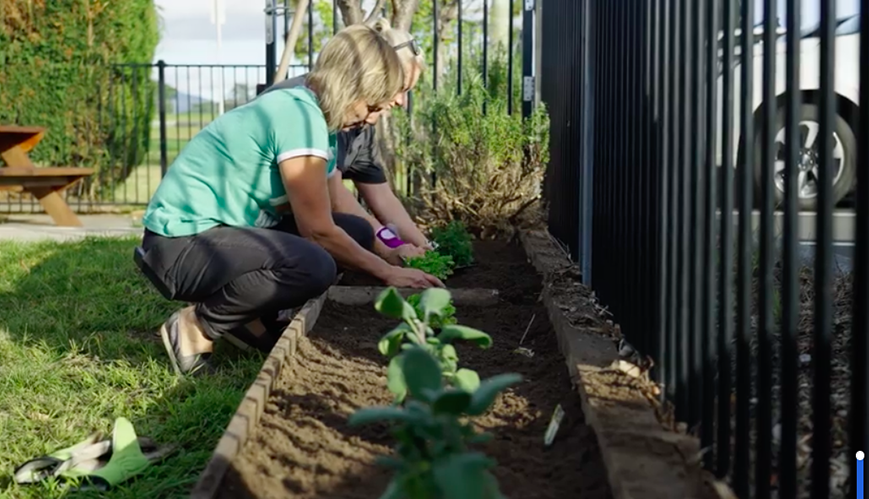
[404,251,455,281]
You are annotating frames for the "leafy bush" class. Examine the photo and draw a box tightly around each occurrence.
[0,0,159,199]
[430,220,474,268]
[405,250,455,281]
[394,54,550,239]
[349,346,522,499]
[375,288,493,402]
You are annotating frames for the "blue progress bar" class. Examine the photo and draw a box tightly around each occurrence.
[859,451,864,499]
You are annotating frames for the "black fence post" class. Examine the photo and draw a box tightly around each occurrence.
[521,0,534,119]
[157,60,168,178]
[265,0,277,86]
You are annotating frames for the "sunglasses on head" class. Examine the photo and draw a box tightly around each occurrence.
[392,39,421,56]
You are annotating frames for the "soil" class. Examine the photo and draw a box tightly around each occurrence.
[220,240,613,499]
[338,239,534,296]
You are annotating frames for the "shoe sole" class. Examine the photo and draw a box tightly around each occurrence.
[159,323,183,376]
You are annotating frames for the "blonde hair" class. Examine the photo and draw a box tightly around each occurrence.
[370,18,427,77]
[306,24,404,131]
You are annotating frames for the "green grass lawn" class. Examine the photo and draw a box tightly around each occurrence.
[0,237,265,499]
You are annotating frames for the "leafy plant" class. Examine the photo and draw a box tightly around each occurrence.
[375,287,492,402]
[430,221,474,268]
[404,250,455,281]
[349,346,523,499]
[406,293,457,329]
[393,53,550,238]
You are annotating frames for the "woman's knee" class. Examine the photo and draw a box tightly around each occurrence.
[298,244,338,295]
[333,213,375,251]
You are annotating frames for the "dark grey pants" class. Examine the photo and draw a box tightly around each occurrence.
[140,213,373,339]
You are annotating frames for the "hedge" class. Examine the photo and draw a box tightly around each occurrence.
[0,0,159,198]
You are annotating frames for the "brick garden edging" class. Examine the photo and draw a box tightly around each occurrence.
[519,230,717,499]
[189,293,327,499]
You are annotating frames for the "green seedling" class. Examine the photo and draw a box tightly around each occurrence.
[406,293,457,329]
[405,250,455,281]
[375,287,492,402]
[349,347,523,499]
[430,221,474,268]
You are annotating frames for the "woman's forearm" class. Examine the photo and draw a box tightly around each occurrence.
[308,224,394,279]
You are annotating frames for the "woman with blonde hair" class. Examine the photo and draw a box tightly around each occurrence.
[137,24,444,376]
[262,18,431,266]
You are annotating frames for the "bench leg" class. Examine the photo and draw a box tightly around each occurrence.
[29,186,83,227]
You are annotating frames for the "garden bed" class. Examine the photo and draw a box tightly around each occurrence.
[216,239,613,499]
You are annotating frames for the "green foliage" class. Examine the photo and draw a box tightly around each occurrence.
[404,250,455,281]
[394,51,550,238]
[349,346,522,499]
[0,0,160,199]
[406,293,457,330]
[430,221,475,268]
[375,288,492,402]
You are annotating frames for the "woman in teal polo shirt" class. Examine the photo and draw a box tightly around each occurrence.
[138,24,444,376]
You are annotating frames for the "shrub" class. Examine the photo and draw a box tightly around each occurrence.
[394,54,550,239]
[0,0,159,199]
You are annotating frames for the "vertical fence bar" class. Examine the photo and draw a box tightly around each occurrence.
[332,0,338,34]
[780,0,801,492]
[665,0,678,403]
[656,0,671,395]
[482,0,488,93]
[717,0,736,478]
[689,0,706,429]
[757,0,777,495]
[457,0,463,94]
[521,0,534,119]
[307,3,314,70]
[158,60,168,177]
[735,0,755,493]
[580,0,594,283]
[676,0,690,421]
[811,0,835,496]
[265,0,277,85]
[507,0,514,114]
[853,0,869,496]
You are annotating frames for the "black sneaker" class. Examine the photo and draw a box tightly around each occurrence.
[159,309,216,377]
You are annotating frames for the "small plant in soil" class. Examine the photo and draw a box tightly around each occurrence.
[375,287,492,402]
[430,221,474,268]
[404,250,455,280]
[349,346,522,499]
[405,293,457,329]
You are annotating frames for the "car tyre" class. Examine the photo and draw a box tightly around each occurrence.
[752,102,856,211]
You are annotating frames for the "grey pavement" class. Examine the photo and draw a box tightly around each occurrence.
[0,214,143,243]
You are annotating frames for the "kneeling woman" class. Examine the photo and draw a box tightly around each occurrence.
[138,24,443,376]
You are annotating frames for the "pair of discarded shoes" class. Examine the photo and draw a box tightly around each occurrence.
[13,417,174,492]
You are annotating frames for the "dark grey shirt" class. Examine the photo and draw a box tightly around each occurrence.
[260,75,387,184]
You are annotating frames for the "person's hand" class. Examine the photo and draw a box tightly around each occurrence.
[382,244,426,266]
[383,266,445,289]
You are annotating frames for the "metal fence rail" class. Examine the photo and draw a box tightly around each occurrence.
[540,0,867,497]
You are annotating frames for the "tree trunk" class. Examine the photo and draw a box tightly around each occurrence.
[434,0,458,89]
[336,0,363,25]
[391,0,420,31]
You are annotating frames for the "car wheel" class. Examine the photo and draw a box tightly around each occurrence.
[753,102,856,211]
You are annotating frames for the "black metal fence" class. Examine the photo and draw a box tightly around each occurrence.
[540,0,866,497]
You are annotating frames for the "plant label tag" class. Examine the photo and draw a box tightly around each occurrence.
[543,403,565,447]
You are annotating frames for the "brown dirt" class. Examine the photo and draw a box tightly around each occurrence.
[220,240,613,499]
[339,240,534,298]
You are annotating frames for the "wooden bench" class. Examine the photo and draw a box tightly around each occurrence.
[0,125,94,227]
